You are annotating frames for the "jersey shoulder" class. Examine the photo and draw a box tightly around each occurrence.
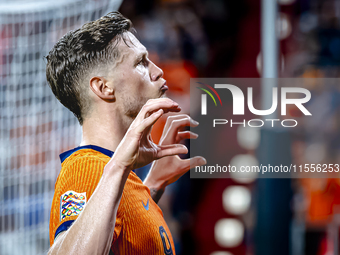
[50,147,111,246]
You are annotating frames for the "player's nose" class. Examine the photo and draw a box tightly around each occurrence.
[150,61,163,81]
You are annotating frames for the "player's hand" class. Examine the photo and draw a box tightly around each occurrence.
[111,99,188,171]
[144,114,206,190]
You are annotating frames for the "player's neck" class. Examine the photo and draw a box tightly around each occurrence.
[80,111,130,152]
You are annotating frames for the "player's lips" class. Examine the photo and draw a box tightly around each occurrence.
[160,82,168,92]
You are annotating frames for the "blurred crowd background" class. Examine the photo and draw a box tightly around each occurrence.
[1,0,340,254]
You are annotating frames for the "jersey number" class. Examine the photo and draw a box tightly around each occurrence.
[159,226,173,255]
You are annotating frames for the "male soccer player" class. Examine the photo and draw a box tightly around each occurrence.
[46,11,205,254]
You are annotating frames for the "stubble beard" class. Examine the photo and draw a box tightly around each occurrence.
[123,95,150,119]
[122,91,167,126]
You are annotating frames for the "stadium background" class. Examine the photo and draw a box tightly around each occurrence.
[1,0,340,254]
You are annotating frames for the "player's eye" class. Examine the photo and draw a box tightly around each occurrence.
[137,57,149,67]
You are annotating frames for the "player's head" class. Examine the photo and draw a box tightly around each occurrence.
[46,11,166,125]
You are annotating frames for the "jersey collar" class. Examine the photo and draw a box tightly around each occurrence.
[59,145,114,163]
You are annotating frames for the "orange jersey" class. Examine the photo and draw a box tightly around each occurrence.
[49,145,176,254]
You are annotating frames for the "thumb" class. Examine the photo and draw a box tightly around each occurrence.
[186,156,207,171]
[176,156,207,176]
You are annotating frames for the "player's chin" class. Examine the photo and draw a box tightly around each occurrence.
[158,90,167,99]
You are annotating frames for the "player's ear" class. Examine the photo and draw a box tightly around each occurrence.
[89,76,115,101]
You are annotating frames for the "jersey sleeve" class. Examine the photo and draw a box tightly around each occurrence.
[49,155,123,246]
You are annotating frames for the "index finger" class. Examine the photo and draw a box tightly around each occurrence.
[163,114,199,134]
[135,98,181,123]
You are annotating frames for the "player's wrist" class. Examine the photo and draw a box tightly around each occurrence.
[143,176,166,203]
[143,175,167,191]
[144,160,166,187]
[149,187,165,204]
[104,157,132,176]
